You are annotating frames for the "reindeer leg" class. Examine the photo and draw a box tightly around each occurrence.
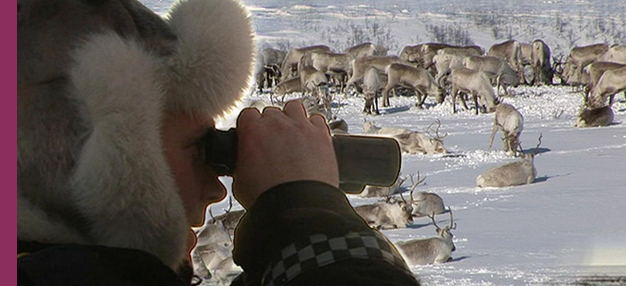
[374,90,380,115]
[496,75,502,97]
[488,122,498,151]
[452,87,458,114]
[382,83,393,107]
[459,92,469,111]
[473,93,479,115]
[609,94,616,106]
[415,88,428,109]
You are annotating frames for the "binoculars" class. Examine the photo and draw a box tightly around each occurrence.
[203,128,401,194]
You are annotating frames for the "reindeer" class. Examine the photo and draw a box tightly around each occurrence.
[589,66,626,108]
[361,176,406,198]
[404,172,445,218]
[561,43,609,85]
[576,105,614,128]
[354,194,414,229]
[300,51,352,92]
[599,44,626,64]
[582,62,626,104]
[272,76,304,102]
[344,42,387,59]
[487,40,523,81]
[279,45,332,82]
[362,67,382,115]
[463,55,519,97]
[395,211,457,265]
[449,67,499,115]
[328,119,349,134]
[419,43,458,70]
[363,121,448,155]
[392,120,448,155]
[488,103,524,156]
[531,39,553,86]
[254,48,287,91]
[363,120,409,136]
[345,55,403,94]
[382,63,445,108]
[191,219,240,281]
[432,53,466,88]
[399,43,426,66]
[207,197,246,236]
[477,134,542,188]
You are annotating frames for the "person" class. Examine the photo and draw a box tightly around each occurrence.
[17,0,421,285]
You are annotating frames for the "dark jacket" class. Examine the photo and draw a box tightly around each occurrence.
[18,181,420,286]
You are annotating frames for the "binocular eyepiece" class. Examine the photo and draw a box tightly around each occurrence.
[203,129,401,194]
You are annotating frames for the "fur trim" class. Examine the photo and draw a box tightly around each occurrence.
[163,0,256,120]
[68,32,188,269]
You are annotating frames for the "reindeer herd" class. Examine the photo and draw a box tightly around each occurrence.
[194,39,624,281]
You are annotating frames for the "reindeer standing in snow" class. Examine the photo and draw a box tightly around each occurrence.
[488,103,524,156]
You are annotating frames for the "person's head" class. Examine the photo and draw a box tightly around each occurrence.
[17,0,254,270]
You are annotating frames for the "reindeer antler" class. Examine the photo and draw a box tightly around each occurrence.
[429,212,441,230]
[426,119,448,140]
[208,206,217,224]
[533,133,543,155]
[408,171,427,204]
[448,209,457,230]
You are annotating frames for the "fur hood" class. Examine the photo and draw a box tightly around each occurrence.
[17,0,254,270]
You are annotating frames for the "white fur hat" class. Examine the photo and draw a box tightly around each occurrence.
[17,0,254,270]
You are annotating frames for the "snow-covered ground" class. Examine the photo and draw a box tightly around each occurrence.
[213,86,626,286]
[141,0,626,284]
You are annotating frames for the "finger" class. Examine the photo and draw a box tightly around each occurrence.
[237,107,261,129]
[309,114,330,131]
[283,100,308,121]
[261,106,284,118]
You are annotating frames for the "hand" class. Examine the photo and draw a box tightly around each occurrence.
[232,101,339,209]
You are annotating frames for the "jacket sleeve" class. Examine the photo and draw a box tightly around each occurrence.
[231,181,420,286]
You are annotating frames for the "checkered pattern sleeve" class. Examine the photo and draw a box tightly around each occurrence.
[260,231,411,286]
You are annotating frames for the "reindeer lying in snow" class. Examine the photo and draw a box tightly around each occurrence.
[477,134,542,188]
[576,105,614,128]
[363,120,448,155]
[360,176,405,198]
[395,211,457,265]
[354,194,414,229]
[191,220,241,281]
[488,103,524,156]
[207,198,245,236]
[406,172,446,218]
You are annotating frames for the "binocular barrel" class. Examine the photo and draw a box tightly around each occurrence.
[204,128,401,194]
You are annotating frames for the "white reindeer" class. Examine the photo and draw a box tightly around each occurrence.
[449,67,499,115]
[589,66,626,108]
[395,211,457,265]
[360,176,406,198]
[405,172,445,218]
[191,220,241,281]
[488,103,524,156]
[362,67,382,115]
[463,55,520,97]
[354,194,414,230]
[477,135,542,188]
[363,121,448,155]
[382,63,445,108]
